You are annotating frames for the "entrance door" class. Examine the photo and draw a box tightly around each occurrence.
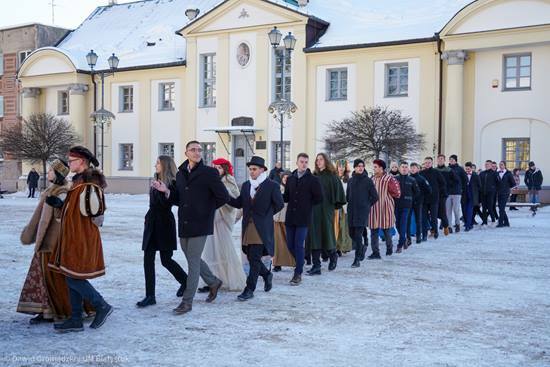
[233,135,253,185]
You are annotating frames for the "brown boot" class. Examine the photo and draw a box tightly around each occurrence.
[206,280,222,303]
[443,227,450,236]
[173,301,192,315]
[289,274,302,286]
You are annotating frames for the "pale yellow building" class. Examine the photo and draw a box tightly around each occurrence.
[17,0,550,200]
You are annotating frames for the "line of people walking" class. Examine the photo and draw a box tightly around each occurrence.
[16,141,543,333]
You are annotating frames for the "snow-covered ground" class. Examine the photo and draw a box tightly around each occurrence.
[0,193,549,367]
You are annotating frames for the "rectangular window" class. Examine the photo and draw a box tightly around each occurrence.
[18,50,32,67]
[385,63,408,97]
[0,96,4,117]
[200,54,216,107]
[327,68,348,101]
[502,138,530,171]
[57,91,69,115]
[119,86,134,112]
[503,54,531,91]
[159,82,175,111]
[200,142,216,166]
[272,141,291,170]
[274,48,291,102]
[159,143,175,158]
[119,144,134,170]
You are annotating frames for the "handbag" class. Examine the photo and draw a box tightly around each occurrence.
[79,184,105,217]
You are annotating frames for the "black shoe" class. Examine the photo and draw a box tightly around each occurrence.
[306,265,321,275]
[405,238,412,249]
[197,286,210,294]
[351,259,361,268]
[136,296,156,308]
[454,225,460,233]
[90,304,113,329]
[29,314,53,325]
[496,224,505,228]
[328,253,338,271]
[54,318,84,333]
[367,253,381,260]
[336,250,342,257]
[416,237,422,244]
[263,272,273,292]
[434,231,439,239]
[386,247,393,256]
[396,246,403,254]
[422,234,427,242]
[176,284,186,297]
[273,266,282,272]
[237,288,254,301]
[289,274,302,286]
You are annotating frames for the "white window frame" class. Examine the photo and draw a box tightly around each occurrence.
[503,53,531,91]
[119,86,134,113]
[200,54,216,108]
[502,138,530,171]
[57,91,69,115]
[326,68,348,101]
[385,62,409,97]
[18,50,32,68]
[119,143,134,170]
[158,82,175,111]
[158,143,175,158]
[273,47,291,102]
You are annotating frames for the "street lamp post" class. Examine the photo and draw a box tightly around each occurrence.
[268,27,297,170]
[86,49,119,168]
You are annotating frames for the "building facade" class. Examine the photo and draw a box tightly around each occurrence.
[16,0,550,200]
[0,23,68,191]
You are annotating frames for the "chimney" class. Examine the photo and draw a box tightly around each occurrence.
[185,8,200,21]
[297,0,309,7]
[108,0,117,5]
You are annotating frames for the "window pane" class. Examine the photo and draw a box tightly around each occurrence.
[519,77,530,88]
[506,79,517,89]
[506,68,516,78]
[520,66,530,77]
[388,67,397,76]
[520,55,531,66]
[505,57,517,67]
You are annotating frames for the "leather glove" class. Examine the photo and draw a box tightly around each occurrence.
[45,195,64,208]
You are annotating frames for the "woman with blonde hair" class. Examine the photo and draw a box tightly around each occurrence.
[335,159,352,256]
[199,158,246,292]
[137,155,187,308]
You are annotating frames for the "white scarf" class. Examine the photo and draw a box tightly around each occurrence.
[249,171,268,199]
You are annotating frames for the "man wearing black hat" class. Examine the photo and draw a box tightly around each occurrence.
[346,159,378,267]
[228,156,284,301]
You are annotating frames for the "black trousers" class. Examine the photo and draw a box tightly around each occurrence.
[349,226,365,260]
[497,195,510,226]
[438,196,449,228]
[312,248,335,267]
[424,199,439,236]
[246,244,270,292]
[143,249,187,297]
[481,193,497,224]
[28,187,36,198]
[407,204,423,240]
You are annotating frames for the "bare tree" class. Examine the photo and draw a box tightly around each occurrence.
[0,113,80,189]
[324,106,426,162]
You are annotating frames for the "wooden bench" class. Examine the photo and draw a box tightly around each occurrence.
[505,201,540,216]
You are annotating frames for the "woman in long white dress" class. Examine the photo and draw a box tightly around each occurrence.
[200,158,246,292]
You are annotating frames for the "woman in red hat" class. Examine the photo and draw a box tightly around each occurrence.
[199,158,246,292]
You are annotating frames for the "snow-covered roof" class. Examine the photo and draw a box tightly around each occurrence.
[40,0,475,71]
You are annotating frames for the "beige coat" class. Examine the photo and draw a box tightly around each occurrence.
[20,184,69,253]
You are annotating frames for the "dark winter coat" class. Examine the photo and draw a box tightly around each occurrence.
[27,171,40,188]
[525,169,543,191]
[394,174,419,209]
[449,164,468,195]
[169,159,230,238]
[346,172,379,227]
[436,165,458,197]
[420,168,447,203]
[269,167,283,183]
[283,169,323,227]
[462,173,481,207]
[496,170,517,197]
[410,173,432,206]
[142,181,177,251]
[479,169,498,195]
[229,178,284,256]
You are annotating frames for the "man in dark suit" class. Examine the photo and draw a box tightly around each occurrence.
[228,156,284,301]
[462,162,481,231]
[479,160,498,225]
[27,168,40,198]
[496,161,516,227]
[154,140,230,315]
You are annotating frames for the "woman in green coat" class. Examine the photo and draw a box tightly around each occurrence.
[306,153,346,275]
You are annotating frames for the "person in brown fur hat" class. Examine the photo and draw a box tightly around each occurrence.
[48,146,112,332]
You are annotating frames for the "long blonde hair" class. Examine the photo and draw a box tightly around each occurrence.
[157,155,177,186]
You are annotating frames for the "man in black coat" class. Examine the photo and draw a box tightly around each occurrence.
[496,161,517,227]
[408,162,431,244]
[421,157,446,239]
[462,162,481,231]
[479,160,498,225]
[346,159,378,268]
[27,168,40,198]
[228,156,284,301]
[448,154,468,232]
[269,161,283,184]
[525,161,544,213]
[436,154,458,234]
[394,162,419,252]
[283,153,323,285]
[154,141,230,315]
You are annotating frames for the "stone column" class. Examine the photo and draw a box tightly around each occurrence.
[21,87,41,120]
[441,50,467,159]
[68,83,89,145]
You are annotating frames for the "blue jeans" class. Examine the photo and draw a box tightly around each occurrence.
[66,277,107,321]
[395,207,410,248]
[530,190,539,204]
[464,199,474,229]
[285,225,308,275]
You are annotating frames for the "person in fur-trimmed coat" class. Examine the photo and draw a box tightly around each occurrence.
[48,146,112,333]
